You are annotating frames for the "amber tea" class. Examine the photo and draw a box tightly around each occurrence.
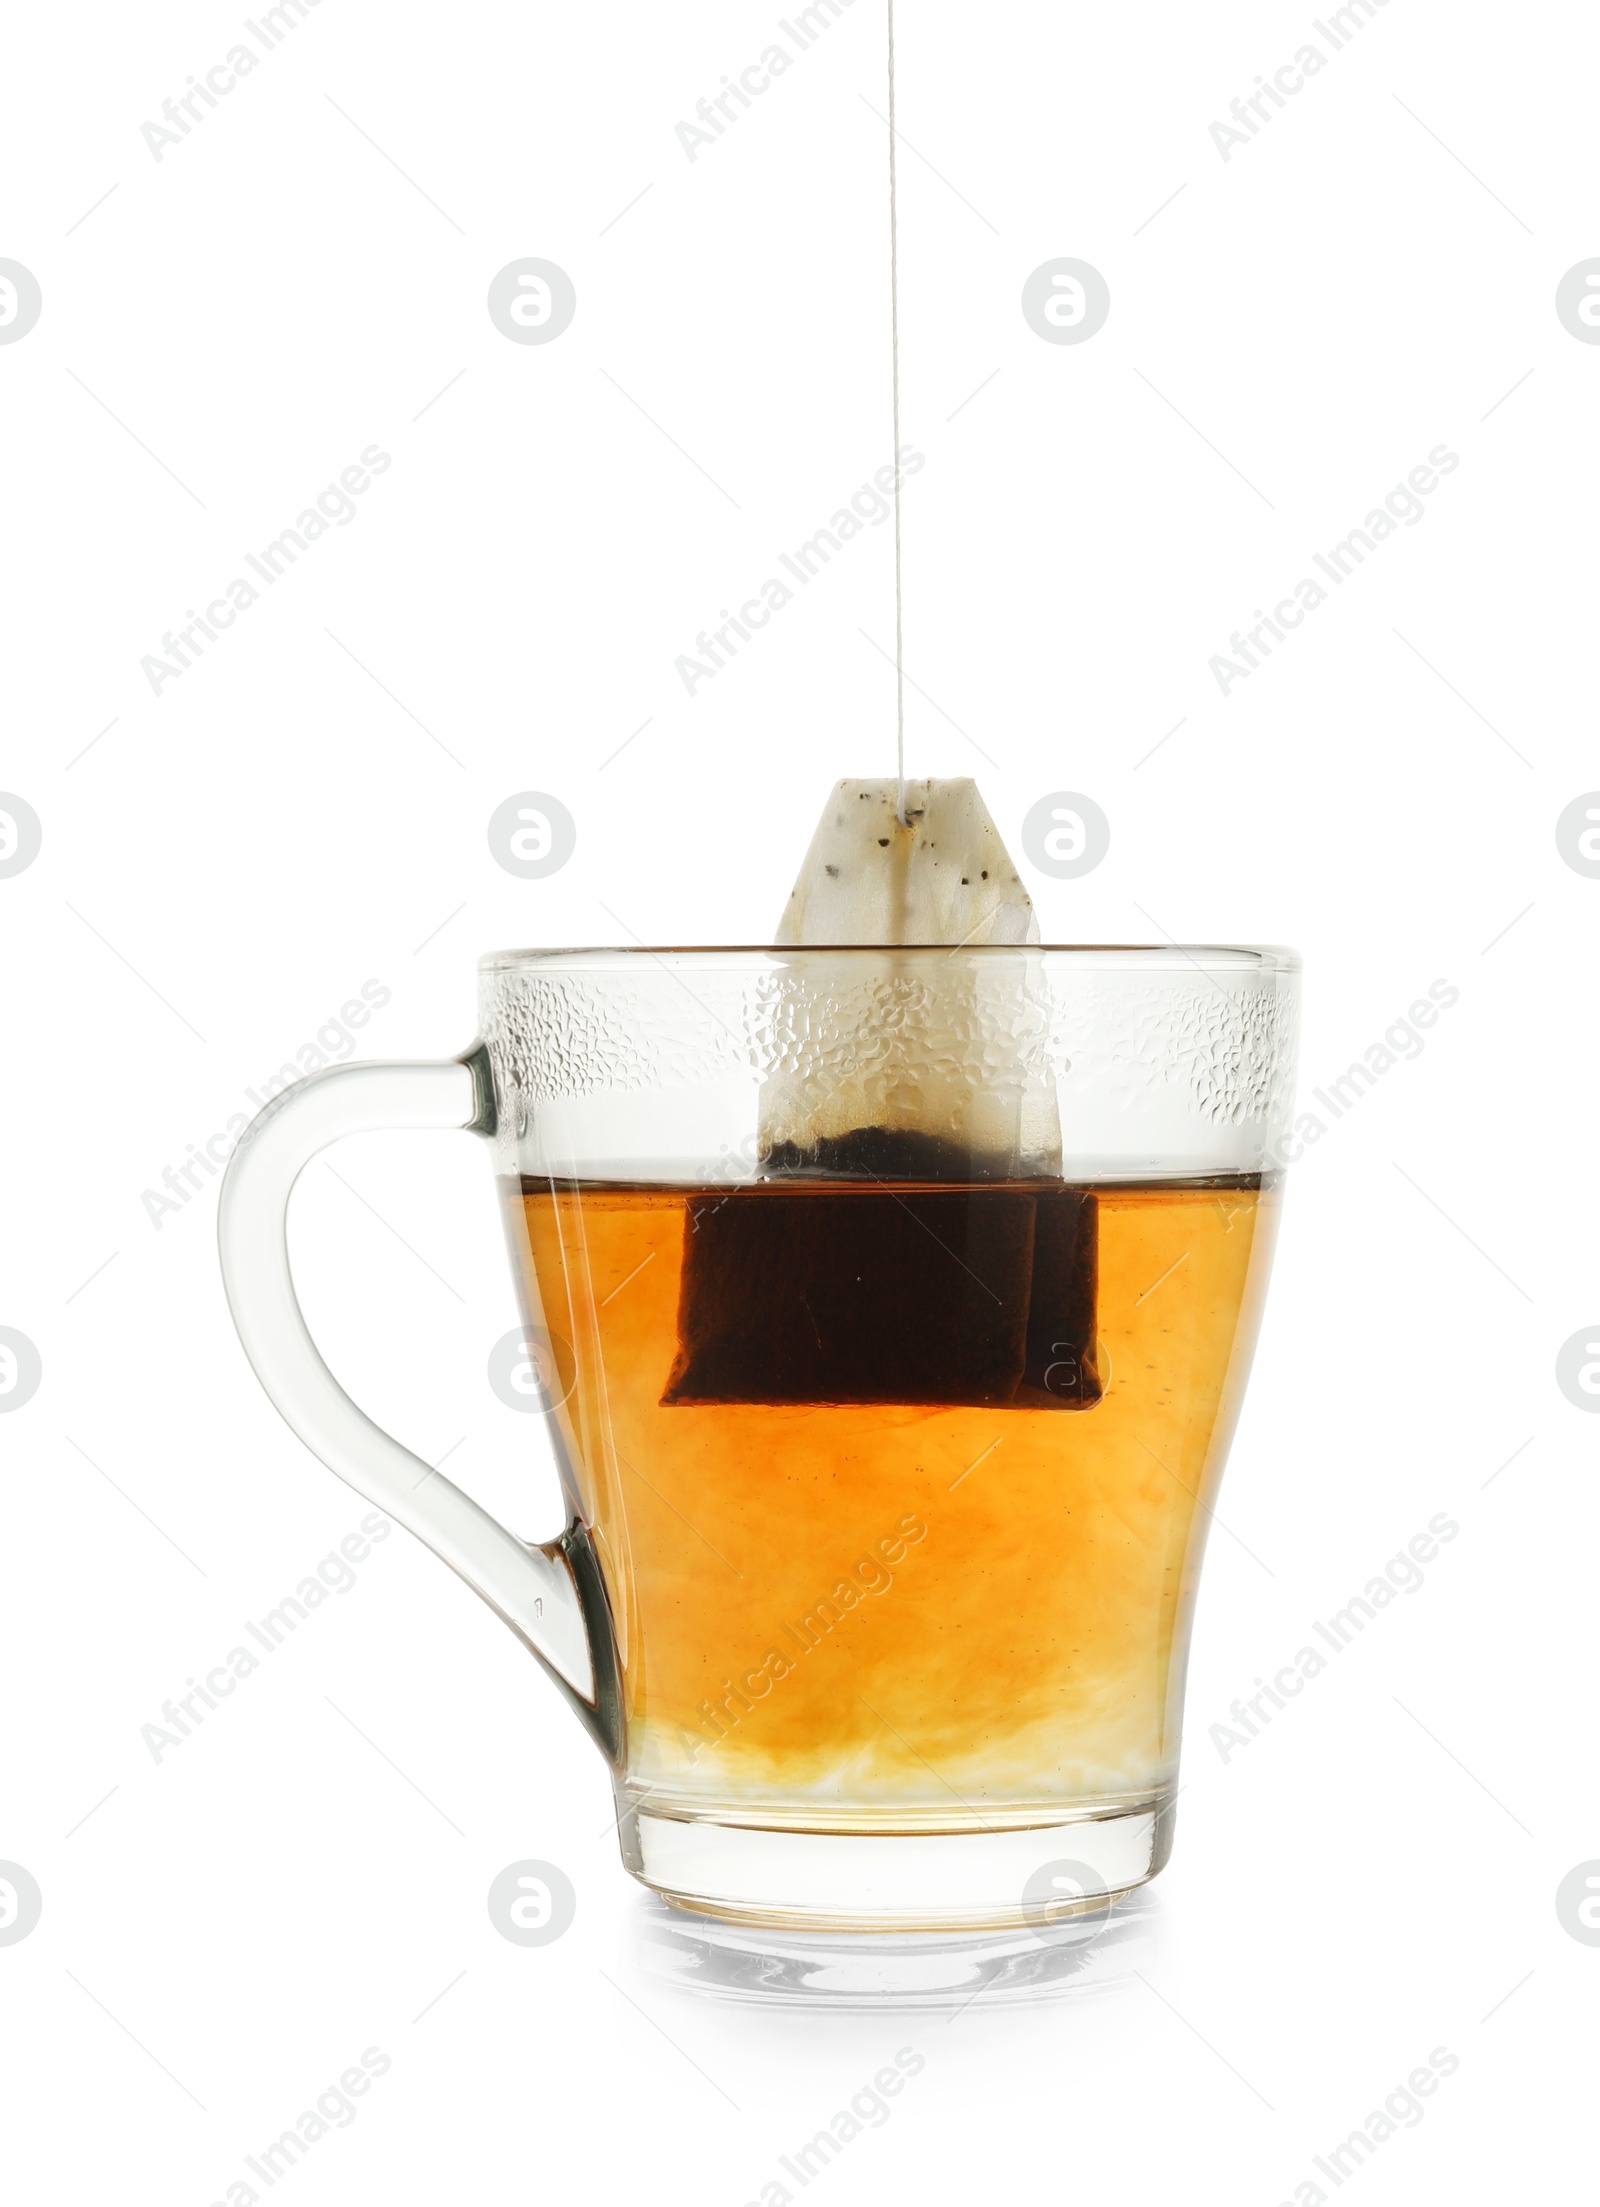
[502,1167,1280,1831]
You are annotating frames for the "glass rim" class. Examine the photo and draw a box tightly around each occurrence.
[479,942,1302,973]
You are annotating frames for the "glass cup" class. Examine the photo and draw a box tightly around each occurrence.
[219,944,1299,1930]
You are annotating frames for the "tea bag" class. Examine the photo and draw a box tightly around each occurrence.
[664,778,1100,1410]
[775,777,1036,950]
[762,779,1061,1179]
[665,1180,1098,1409]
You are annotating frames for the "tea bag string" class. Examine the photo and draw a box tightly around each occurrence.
[887,0,907,826]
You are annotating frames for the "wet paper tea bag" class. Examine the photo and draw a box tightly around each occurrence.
[664,780,1101,1409]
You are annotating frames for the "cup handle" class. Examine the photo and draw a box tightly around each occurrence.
[217,1055,618,1753]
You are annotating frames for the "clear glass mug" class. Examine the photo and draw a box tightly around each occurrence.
[219,945,1300,1930]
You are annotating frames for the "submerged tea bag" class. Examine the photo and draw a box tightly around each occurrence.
[664,778,1101,1410]
[664,1180,1099,1409]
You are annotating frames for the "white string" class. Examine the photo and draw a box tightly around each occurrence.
[887,0,907,825]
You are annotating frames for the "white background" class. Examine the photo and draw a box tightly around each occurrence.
[2,1,1595,2199]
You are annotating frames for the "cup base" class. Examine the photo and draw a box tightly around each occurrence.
[633,1892,1159,2009]
[619,1793,1174,1932]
